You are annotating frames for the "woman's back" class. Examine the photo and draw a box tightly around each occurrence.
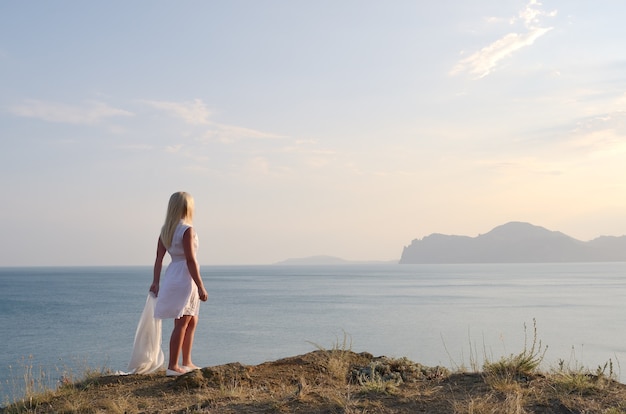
[168,222,192,262]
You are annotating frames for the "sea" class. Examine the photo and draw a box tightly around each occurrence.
[2,263,626,403]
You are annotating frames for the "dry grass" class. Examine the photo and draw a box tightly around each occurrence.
[3,325,626,413]
[2,348,626,414]
[483,320,547,384]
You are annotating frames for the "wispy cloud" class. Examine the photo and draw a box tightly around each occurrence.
[518,0,557,27]
[568,112,626,157]
[140,98,211,125]
[451,0,557,79]
[477,157,564,176]
[8,100,133,124]
[165,144,183,153]
[141,98,284,142]
[240,156,294,178]
[115,143,153,151]
[451,28,553,79]
[205,123,285,143]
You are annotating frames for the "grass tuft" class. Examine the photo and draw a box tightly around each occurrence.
[483,319,547,385]
[307,331,354,383]
[356,367,400,395]
[551,356,617,395]
[1,355,114,412]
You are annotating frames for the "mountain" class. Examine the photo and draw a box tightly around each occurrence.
[399,221,626,263]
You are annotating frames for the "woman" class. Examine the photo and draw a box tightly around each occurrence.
[151,191,209,376]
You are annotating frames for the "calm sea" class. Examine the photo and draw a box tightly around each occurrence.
[2,263,626,402]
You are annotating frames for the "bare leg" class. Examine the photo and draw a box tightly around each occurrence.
[168,315,192,372]
[182,315,199,368]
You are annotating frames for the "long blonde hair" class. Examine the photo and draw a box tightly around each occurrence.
[160,192,194,249]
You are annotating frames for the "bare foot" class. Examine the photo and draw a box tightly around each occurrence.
[168,366,188,373]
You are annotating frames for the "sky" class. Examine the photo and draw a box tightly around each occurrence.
[2,1,626,266]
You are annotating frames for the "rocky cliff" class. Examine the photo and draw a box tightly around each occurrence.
[400,221,626,263]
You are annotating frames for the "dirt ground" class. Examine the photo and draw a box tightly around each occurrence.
[3,350,626,413]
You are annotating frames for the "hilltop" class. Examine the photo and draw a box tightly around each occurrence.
[400,221,626,264]
[3,348,625,413]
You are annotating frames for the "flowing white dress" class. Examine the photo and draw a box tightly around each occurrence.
[154,222,200,319]
[126,292,164,374]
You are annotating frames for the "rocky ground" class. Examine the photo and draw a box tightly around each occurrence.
[3,349,626,413]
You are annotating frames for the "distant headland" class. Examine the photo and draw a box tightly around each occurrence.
[400,221,626,264]
[277,222,626,265]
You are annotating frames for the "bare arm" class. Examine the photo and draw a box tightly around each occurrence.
[183,227,208,301]
[150,237,166,296]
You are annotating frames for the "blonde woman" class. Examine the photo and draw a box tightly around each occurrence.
[151,192,209,376]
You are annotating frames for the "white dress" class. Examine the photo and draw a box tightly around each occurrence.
[126,292,164,374]
[154,222,200,319]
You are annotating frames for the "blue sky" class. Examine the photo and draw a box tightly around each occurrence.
[2,1,626,265]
